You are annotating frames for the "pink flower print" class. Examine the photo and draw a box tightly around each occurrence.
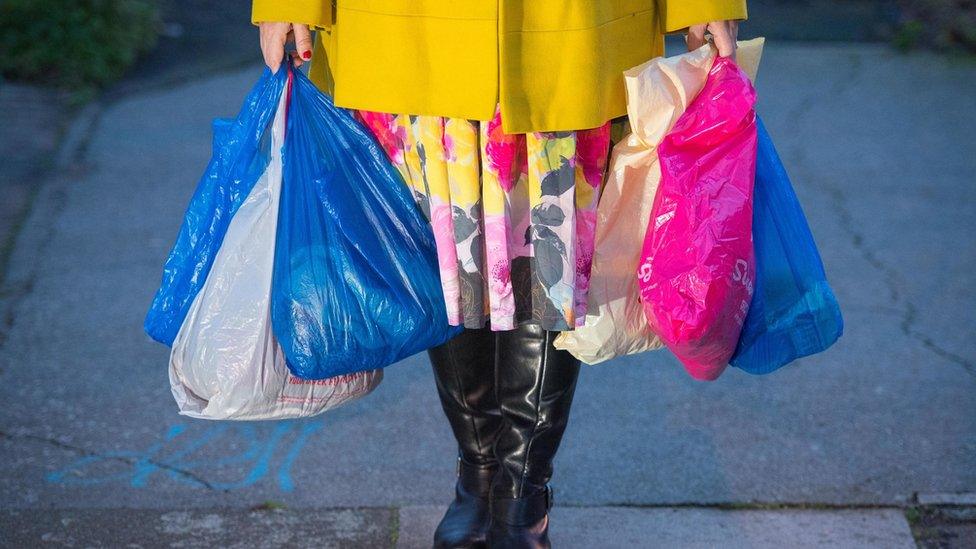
[573,209,598,322]
[484,213,515,329]
[492,261,511,286]
[429,200,462,325]
[392,118,409,146]
[575,123,612,189]
[442,131,456,162]
[485,110,524,193]
[357,111,401,164]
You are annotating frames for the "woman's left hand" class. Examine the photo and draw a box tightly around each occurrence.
[687,20,739,58]
[259,22,313,73]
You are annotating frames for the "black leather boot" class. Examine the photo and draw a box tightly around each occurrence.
[488,321,582,549]
[429,326,501,549]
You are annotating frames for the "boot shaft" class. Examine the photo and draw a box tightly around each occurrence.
[428,326,501,467]
[492,322,581,499]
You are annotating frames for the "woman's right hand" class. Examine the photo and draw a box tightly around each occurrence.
[687,20,739,59]
[259,22,313,73]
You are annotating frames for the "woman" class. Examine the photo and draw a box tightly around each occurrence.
[252,2,746,547]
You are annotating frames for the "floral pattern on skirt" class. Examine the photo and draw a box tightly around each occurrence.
[357,109,611,331]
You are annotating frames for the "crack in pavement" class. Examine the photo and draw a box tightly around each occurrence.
[778,51,974,378]
[0,429,219,491]
[901,301,974,375]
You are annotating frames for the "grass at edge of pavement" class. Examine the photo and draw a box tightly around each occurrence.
[908,505,976,548]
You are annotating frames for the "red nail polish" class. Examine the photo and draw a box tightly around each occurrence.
[302,50,312,60]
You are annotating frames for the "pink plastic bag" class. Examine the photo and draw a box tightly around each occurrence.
[636,56,759,381]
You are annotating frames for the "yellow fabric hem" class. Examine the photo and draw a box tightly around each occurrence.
[663,1,748,33]
[251,0,333,29]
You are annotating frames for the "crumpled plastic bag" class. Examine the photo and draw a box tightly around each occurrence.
[555,38,764,365]
[269,67,463,380]
[637,54,759,381]
[160,70,381,420]
[730,117,844,374]
[143,65,287,347]
[146,65,459,418]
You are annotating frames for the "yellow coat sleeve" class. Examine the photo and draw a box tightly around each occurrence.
[660,0,748,33]
[251,0,333,29]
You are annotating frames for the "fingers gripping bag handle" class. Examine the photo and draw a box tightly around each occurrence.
[161,66,382,420]
[636,55,759,381]
[270,66,463,380]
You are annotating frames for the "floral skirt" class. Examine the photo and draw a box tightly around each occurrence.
[357,109,612,331]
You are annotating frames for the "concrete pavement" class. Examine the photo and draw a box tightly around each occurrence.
[0,507,915,548]
[1,42,973,546]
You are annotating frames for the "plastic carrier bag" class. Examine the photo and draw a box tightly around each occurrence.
[636,55,759,381]
[168,82,381,419]
[143,66,287,347]
[730,117,844,374]
[270,67,463,380]
[555,39,765,364]
[144,66,458,418]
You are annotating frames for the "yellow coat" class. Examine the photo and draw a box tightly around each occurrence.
[252,1,748,133]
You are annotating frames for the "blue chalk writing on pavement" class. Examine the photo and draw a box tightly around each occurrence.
[46,420,324,492]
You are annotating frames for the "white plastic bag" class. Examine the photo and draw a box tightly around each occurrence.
[555,39,764,364]
[169,88,382,420]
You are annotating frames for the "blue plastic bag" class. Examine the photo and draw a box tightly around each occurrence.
[270,69,463,379]
[146,65,460,381]
[144,69,287,346]
[730,117,843,374]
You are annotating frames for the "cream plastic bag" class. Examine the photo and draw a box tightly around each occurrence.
[169,88,382,420]
[555,39,765,364]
